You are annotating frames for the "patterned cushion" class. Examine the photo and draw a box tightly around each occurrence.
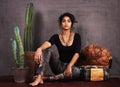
[76,44,112,69]
[79,65,109,81]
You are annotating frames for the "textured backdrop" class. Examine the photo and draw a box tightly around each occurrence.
[0,0,120,77]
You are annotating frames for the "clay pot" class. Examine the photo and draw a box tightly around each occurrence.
[12,67,29,83]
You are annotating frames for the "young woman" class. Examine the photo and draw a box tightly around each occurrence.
[30,12,81,86]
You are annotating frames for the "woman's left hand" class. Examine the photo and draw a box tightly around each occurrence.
[64,65,72,78]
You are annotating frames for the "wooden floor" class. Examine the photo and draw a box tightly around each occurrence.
[0,76,120,87]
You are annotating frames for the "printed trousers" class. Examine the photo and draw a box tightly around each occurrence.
[36,49,81,80]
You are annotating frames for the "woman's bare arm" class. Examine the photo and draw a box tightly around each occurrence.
[34,41,51,63]
[38,41,51,51]
[64,53,80,77]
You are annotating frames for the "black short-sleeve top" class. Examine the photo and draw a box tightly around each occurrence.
[48,33,81,63]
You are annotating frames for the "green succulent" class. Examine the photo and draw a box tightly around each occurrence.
[11,26,24,68]
[24,2,34,51]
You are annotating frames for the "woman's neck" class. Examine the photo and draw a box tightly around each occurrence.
[62,30,71,36]
[60,30,74,46]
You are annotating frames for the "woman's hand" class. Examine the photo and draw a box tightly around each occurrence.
[34,41,52,63]
[64,53,79,78]
[34,48,43,63]
[64,65,72,78]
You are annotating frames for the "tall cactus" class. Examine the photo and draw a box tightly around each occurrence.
[24,2,34,51]
[11,26,24,68]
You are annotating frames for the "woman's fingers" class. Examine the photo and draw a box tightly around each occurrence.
[34,50,43,64]
[34,56,39,63]
[64,70,71,77]
[64,65,72,78]
[34,54,40,63]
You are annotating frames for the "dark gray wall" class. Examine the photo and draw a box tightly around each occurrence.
[0,0,120,77]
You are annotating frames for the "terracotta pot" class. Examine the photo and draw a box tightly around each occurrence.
[12,67,29,83]
[24,51,36,80]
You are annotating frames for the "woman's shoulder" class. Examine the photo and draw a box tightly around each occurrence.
[50,34,59,39]
[74,33,81,41]
[51,34,58,37]
[74,32,81,37]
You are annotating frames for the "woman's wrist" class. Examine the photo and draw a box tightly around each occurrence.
[37,47,42,51]
[68,63,73,68]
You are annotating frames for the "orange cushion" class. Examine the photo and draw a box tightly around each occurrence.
[76,44,112,69]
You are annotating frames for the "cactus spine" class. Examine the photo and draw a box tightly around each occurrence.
[24,2,34,51]
[11,26,24,68]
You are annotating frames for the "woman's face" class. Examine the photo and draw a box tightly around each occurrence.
[61,16,72,30]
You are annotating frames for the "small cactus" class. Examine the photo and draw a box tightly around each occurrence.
[11,26,24,68]
[11,38,19,65]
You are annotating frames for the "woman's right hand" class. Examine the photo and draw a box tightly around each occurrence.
[34,48,43,63]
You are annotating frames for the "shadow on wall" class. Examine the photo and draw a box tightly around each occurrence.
[110,56,120,77]
[33,12,43,51]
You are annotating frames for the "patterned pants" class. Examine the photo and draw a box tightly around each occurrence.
[36,49,81,80]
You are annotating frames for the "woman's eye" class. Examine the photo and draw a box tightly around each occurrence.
[68,20,71,23]
[62,20,65,22]
[62,20,71,23]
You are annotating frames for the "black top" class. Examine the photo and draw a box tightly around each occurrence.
[48,33,81,63]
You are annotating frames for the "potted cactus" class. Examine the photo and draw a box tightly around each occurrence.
[10,2,35,83]
[11,26,28,83]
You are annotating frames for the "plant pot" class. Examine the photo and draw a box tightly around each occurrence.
[12,67,29,83]
[24,51,36,80]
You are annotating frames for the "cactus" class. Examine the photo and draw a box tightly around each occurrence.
[24,2,34,51]
[11,2,34,68]
[11,38,19,65]
[11,26,24,68]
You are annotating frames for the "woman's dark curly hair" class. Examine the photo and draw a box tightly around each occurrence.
[58,12,77,28]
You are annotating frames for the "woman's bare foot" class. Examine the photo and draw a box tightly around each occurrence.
[33,75,38,80]
[29,75,44,86]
